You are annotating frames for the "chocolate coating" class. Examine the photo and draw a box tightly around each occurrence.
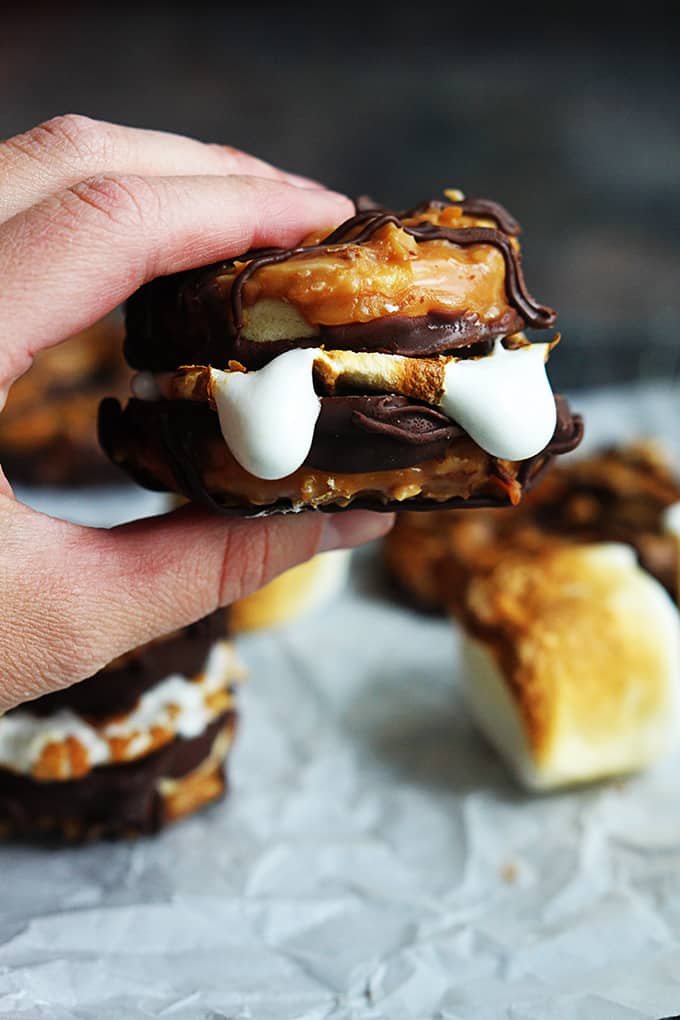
[124,195,548,373]
[319,313,518,358]
[0,712,234,841]
[125,280,518,372]
[99,394,582,517]
[21,610,229,721]
[308,395,465,472]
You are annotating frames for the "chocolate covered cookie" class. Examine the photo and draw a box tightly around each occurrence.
[100,192,582,514]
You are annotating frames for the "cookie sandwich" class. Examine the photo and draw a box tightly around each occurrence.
[100,192,582,514]
[0,611,243,841]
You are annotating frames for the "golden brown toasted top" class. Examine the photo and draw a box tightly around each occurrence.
[166,336,537,411]
[461,544,676,761]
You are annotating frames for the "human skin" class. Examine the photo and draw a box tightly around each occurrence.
[0,115,393,711]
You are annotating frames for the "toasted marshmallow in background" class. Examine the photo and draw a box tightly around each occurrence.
[230,550,351,633]
[458,544,680,790]
[170,492,352,633]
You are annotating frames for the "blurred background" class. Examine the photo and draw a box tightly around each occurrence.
[2,3,679,390]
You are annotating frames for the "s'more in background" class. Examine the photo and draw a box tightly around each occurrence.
[0,315,130,487]
[0,611,243,841]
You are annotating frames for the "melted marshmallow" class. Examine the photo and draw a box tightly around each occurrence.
[440,339,556,461]
[0,641,240,776]
[0,711,110,775]
[211,348,321,480]
[131,370,162,401]
[209,340,556,478]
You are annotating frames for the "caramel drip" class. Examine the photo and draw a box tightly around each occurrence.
[229,205,554,337]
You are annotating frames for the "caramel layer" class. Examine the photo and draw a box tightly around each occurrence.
[230,225,515,327]
[220,199,550,333]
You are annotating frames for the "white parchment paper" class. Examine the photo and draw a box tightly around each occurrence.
[3,383,680,1020]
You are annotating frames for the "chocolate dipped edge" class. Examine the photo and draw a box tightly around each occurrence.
[0,712,235,841]
[98,394,582,517]
[123,196,545,373]
[125,280,522,372]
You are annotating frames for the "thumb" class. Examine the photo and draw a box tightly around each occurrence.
[0,498,393,710]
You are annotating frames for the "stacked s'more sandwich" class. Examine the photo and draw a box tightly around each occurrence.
[0,611,243,841]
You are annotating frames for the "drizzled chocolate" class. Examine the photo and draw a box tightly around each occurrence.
[99,394,582,516]
[229,208,555,335]
[20,610,229,721]
[123,194,549,374]
[400,196,521,236]
[307,396,465,472]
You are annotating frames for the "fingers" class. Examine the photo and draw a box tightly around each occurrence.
[0,498,393,710]
[0,114,321,223]
[0,173,353,388]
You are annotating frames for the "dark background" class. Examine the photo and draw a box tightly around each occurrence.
[2,4,679,389]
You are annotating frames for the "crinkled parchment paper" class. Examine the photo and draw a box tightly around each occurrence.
[3,383,680,1020]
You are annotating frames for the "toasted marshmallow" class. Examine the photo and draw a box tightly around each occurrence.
[230,550,350,632]
[167,336,557,481]
[458,544,680,789]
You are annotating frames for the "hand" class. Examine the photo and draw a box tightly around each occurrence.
[0,115,393,711]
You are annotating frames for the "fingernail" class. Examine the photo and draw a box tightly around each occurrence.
[319,510,394,553]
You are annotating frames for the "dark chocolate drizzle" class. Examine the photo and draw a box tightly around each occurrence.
[99,393,583,518]
[356,195,521,236]
[400,196,521,236]
[307,395,465,472]
[229,206,554,337]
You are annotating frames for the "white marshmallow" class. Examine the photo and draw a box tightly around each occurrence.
[440,339,556,461]
[211,348,321,480]
[458,544,680,790]
[209,340,557,481]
